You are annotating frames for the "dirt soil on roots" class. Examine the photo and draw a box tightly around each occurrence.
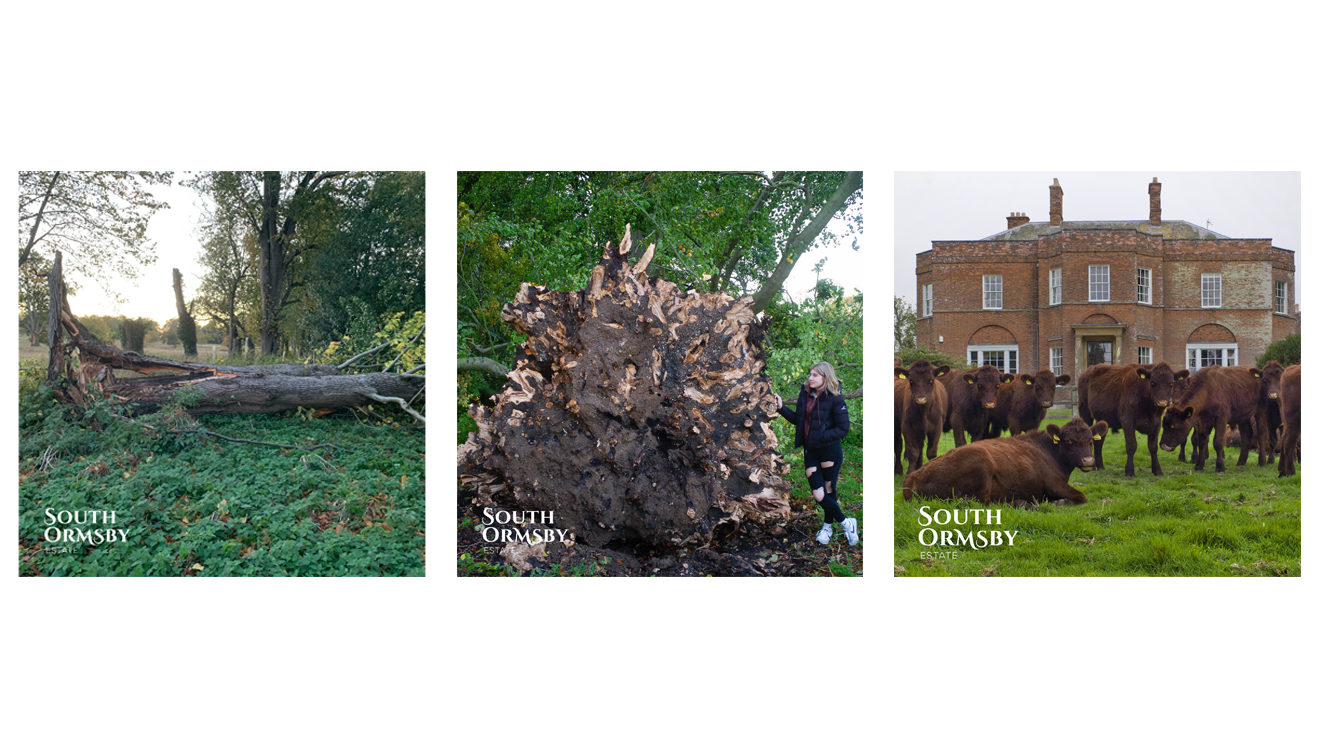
[457,497,862,577]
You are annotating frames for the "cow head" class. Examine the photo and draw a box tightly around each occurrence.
[964,365,1010,409]
[1136,363,1190,409]
[1159,405,1196,451]
[897,359,950,407]
[1023,370,1069,408]
[1252,360,1285,403]
[1046,417,1108,472]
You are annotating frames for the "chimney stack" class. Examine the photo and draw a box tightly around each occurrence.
[1049,178,1063,226]
[1148,177,1162,226]
[1006,211,1030,229]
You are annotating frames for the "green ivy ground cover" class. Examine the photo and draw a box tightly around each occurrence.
[19,382,425,577]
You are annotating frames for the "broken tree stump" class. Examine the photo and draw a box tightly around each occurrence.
[458,226,791,551]
[43,251,424,418]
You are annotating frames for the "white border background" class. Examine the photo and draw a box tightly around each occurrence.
[3,2,1315,746]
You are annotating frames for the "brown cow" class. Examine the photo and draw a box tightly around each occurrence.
[1251,361,1286,466]
[895,360,950,474]
[902,418,1109,507]
[987,370,1071,436]
[943,365,1013,447]
[1158,366,1268,473]
[1278,364,1301,477]
[1078,363,1189,477]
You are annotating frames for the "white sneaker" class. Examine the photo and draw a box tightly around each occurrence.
[815,523,833,545]
[841,517,859,546]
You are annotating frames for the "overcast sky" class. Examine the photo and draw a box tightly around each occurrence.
[65,180,210,324]
[893,172,1301,307]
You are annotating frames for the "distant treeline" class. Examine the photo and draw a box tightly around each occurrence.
[25,314,238,352]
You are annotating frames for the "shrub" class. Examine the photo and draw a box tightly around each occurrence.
[895,346,964,369]
[1257,333,1299,367]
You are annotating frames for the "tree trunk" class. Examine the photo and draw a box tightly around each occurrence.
[173,268,197,357]
[44,255,423,418]
[258,171,282,355]
[46,252,66,386]
[458,226,790,553]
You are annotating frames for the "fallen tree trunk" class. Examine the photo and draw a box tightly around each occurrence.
[44,251,424,417]
[458,226,791,552]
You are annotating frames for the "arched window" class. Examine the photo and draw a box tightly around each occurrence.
[1186,324,1237,371]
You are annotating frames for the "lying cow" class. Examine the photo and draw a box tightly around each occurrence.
[902,418,1109,508]
[943,365,1013,447]
[895,360,950,474]
[1158,366,1269,472]
[1278,364,1301,477]
[987,370,1070,436]
[1079,362,1188,477]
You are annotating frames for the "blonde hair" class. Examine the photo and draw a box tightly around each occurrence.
[811,361,842,396]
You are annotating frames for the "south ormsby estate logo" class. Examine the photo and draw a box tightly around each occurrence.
[917,506,1018,560]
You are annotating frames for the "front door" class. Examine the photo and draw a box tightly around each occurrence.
[1087,340,1113,367]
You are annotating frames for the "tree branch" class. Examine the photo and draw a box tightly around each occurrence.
[712,171,784,293]
[750,172,862,314]
[20,171,60,267]
[365,392,426,424]
[458,357,510,378]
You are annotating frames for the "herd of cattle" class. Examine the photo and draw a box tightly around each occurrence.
[895,359,1302,508]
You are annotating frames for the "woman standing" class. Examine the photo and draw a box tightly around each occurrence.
[775,362,858,546]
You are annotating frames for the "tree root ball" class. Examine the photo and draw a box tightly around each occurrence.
[459,226,791,550]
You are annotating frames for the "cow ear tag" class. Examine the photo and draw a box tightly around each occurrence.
[898,373,907,379]
[1093,434,1103,441]
[1253,371,1261,378]
[1051,434,1060,443]
[1139,371,1147,379]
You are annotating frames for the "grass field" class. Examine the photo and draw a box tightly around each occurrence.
[894,417,1300,577]
[19,340,285,365]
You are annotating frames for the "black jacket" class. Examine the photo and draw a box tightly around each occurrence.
[778,386,850,449]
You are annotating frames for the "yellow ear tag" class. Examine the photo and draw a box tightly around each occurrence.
[1093,434,1103,441]
[1253,371,1261,378]
[1139,372,1147,379]
[899,373,907,379]
[1051,434,1060,443]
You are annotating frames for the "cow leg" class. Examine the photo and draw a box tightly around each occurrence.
[924,427,939,461]
[1213,420,1227,473]
[1255,413,1271,467]
[1046,478,1088,506]
[1238,419,1256,467]
[1177,437,1187,462]
[894,429,904,474]
[1147,428,1163,476]
[1123,426,1138,477]
[1192,428,1209,471]
[1279,425,1297,477]
[903,431,923,474]
[951,413,966,448]
[1093,431,1107,470]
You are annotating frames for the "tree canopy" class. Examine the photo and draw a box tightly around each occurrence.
[458,171,861,371]
[189,171,425,358]
[18,171,172,280]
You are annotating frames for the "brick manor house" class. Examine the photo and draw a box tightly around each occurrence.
[914,177,1299,378]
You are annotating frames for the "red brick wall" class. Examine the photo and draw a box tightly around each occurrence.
[915,230,1298,376]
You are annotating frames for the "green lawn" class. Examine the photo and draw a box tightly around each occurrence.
[894,418,1300,577]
